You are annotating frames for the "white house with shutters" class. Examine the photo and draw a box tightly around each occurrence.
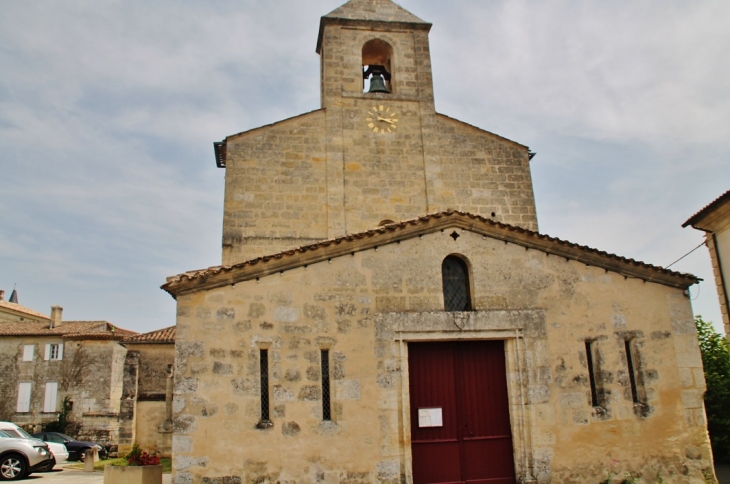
[0,290,137,445]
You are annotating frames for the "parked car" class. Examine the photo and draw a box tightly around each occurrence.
[0,429,54,480]
[0,423,68,471]
[31,432,106,462]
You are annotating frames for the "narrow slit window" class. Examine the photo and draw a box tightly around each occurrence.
[624,339,644,404]
[259,349,270,423]
[442,256,472,311]
[585,340,600,407]
[321,349,331,421]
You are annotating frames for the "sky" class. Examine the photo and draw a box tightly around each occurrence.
[1,0,728,335]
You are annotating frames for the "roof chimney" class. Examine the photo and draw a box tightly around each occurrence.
[0,290,4,301]
[50,306,63,329]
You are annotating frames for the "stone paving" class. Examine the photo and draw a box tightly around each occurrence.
[23,463,171,484]
[20,463,729,483]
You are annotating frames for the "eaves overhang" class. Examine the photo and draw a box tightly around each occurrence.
[214,141,226,168]
[162,211,699,299]
[683,189,730,231]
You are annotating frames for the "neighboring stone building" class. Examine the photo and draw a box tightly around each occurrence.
[0,293,137,445]
[684,189,730,339]
[118,326,176,456]
[164,1,715,483]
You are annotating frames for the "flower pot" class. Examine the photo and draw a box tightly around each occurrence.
[104,465,163,484]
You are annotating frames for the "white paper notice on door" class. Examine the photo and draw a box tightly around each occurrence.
[418,407,443,428]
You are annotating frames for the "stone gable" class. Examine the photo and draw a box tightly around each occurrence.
[171,228,710,483]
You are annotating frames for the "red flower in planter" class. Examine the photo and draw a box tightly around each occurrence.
[126,444,160,466]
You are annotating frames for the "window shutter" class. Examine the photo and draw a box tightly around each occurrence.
[44,344,51,360]
[57,344,64,361]
[44,382,58,412]
[23,345,34,361]
[17,383,31,412]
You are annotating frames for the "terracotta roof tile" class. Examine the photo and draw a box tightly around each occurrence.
[683,189,730,228]
[0,301,49,321]
[123,326,175,344]
[162,210,699,297]
[0,320,138,340]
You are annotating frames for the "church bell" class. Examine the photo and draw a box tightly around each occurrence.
[363,65,391,94]
[368,74,389,93]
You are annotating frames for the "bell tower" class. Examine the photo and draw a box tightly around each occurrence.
[316,0,434,107]
[316,0,442,237]
[217,0,537,265]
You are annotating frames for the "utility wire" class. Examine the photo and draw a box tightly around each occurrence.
[666,241,706,269]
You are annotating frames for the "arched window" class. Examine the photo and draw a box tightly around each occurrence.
[442,256,472,311]
[362,39,394,93]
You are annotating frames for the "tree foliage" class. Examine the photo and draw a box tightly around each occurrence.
[695,315,730,462]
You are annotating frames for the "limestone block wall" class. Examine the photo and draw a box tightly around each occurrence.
[222,111,328,265]
[320,27,427,100]
[0,336,64,423]
[433,116,537,231]
[118,343,174,454]
[706,229,730,336]
[338,97,429,232]
[135,344,174,398]
[64,340,127,445]
[118,350,140,453]
[222,20,538,266]
[0,340,17,420]
[172,229,712,483]
[67,340,126,417]
[0,337,126,445]
[136,401,167,454]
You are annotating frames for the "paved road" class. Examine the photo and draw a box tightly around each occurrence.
[20,462,730,483]
[23,464,171,484]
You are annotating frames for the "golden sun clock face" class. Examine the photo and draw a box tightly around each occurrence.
[366,105,398,134]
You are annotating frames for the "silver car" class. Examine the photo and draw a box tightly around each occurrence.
[0,429,54,480]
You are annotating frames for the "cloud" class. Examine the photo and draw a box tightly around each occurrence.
[425,0,730,147]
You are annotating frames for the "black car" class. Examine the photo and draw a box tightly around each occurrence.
[31,432,106,462]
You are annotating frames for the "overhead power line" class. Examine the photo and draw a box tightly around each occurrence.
[666,241,706,269]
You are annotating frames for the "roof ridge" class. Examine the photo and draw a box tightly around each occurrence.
[123,325,176,343]
[324,0,428,24]
[0,300,50,320]
[162,210,699,296]
[0,319,139,337]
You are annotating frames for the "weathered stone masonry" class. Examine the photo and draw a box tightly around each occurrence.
[166,0,715,482]
[165,217,712,483]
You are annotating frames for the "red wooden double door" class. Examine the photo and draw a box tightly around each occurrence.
[408,341,516,484]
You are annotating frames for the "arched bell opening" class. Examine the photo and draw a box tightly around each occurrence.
[362,39,394,94]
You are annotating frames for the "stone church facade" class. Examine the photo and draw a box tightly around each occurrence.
[164,1,715,483]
